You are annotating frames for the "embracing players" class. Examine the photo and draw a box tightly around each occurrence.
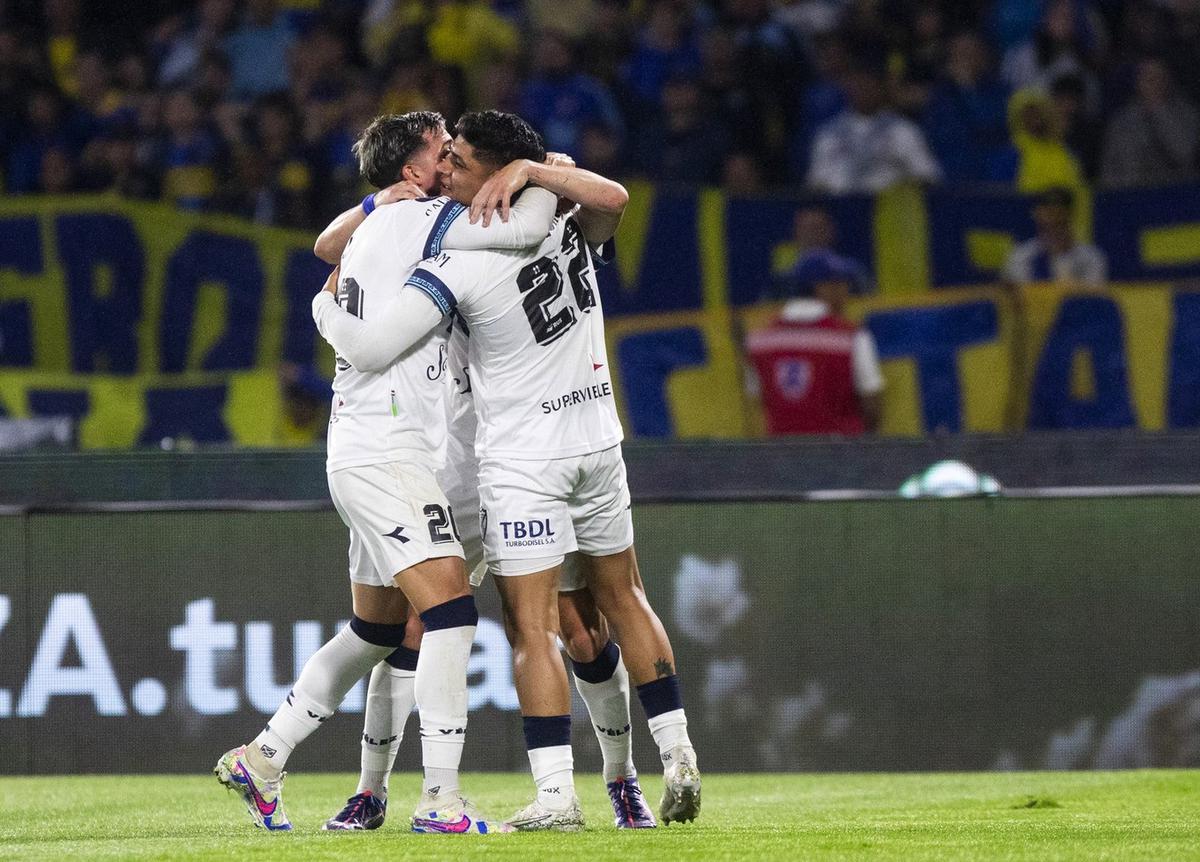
[215,111,560,834]
[314,111,702,830]
[309,111,657,832]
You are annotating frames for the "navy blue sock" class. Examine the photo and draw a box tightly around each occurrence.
[636,674,683,719]
[349,616,407,648]
[522,715,571,751]
[384,645,419,671]
[419,594,478,631]
[571,640,620,684]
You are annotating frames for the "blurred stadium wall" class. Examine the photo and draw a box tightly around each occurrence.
[3,182,1200,443]
[2,494,1198,774]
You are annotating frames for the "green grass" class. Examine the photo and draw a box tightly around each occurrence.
[1,771,1198,861]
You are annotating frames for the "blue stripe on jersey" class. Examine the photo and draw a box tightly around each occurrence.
[423,201,467,258]
[406,268,458,315]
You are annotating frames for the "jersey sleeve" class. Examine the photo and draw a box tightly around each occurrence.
[438,187,558,252]
[403,250,485,317]
[312,287,444,373]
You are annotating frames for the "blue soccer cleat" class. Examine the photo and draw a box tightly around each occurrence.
[607,775,657,828]
[323,791,387,831]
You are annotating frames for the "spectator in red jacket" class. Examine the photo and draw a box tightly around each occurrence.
[745,257,884,436]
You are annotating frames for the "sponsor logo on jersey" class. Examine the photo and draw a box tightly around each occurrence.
[541,382,613,414]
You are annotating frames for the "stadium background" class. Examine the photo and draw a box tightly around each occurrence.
[2,0,1200,779]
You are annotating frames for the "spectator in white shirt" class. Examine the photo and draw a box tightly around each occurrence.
[807,56,942,194]
[1001,186,1107,288]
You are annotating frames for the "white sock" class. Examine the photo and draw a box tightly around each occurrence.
[416,623,475,797]
[357,661,416,799]
[528,744,575,810]
[647,709,694,766]
[574,660,636,782]
[251,623,393,778]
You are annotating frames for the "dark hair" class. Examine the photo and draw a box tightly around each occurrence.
[352,111,444,189]
[453,110,545,168]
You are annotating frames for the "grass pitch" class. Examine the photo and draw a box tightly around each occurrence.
[1,770,1197,861]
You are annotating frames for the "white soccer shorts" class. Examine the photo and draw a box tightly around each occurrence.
[439,437,586,590]
[478,444,634,578]
[327,461,464,588]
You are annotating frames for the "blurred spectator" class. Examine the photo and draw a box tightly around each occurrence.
[156,88,223,211]
[807,56,942,193]
[923,31,1010,183]
[7,86,76,193]
[790,31,848,181]
[621,0,704,124]
[1001,0,1103,115]
[426,0,520,103]
[632,75,728,184]
[771,205,871,298]
[222,0,296,99]
[1049,73,1100,179]
[43,0,83,97]
[1000,187,1107,288]
[700,25,760,160]
[989,87,1085,197]
[360,0,430,68]
[518,30,623,159]
[721,0,807,172]
[745,261,884,436]
[79,123,158,200]
[155,0,236,87]
[894,2,949,115]
[1100,57,1199,188]
[223,94,312,227]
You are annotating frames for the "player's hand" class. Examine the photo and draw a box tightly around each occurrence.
[321,264,339,296]
[545,151,575,168]
[470,159,532,226]
[375,179,425,206]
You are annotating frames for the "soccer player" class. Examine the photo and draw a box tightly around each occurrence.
[215,111,561,834]
[312,120,656,832]
[313,111,702,830]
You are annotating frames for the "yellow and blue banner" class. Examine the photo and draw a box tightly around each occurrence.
[2,186,1199,446]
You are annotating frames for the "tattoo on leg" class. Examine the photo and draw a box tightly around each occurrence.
[653,658,674,678]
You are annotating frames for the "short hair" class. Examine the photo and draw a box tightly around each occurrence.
[453,110,545,168]
[352,111,444,189]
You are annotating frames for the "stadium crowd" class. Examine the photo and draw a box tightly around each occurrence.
[1,0,1198,230]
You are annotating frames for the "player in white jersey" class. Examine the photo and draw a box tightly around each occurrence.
[313,111,701,830]
[311,119,656,831]
[215,112,559,835]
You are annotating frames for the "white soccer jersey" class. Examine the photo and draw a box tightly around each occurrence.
[317,189,559,473]
[405,214,624,461]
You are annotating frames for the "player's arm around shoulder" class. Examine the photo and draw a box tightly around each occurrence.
[470,155,628,247]
[313,179,427,264]
[524,160,628,246]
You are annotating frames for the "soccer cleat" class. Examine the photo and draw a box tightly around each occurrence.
[411,791,509,834]
[323,791,387,831]
[659,746,701,825]
[504,796,586,832]
[607,776,657,828]
[213,745,292,831]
